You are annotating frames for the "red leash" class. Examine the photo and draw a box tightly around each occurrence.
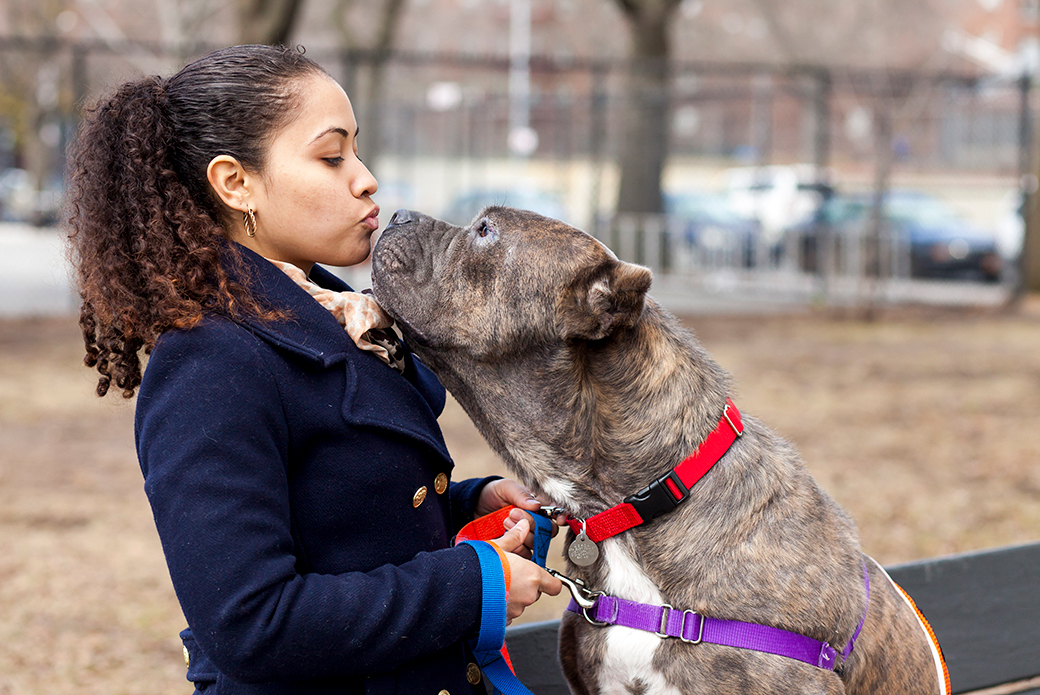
[456,506,517,546]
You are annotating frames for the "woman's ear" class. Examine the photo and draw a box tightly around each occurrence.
[206,155,253,213]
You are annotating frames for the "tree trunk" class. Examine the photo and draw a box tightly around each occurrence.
[860,100,893,319]
[237,0,303,45]
[614,1,680,215]
[332,0,408,173]
[1022,76,1040,296]
[1024,186,1040,293]
[359,0,407,173]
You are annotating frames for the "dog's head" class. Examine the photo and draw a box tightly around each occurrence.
[371,207,652,360]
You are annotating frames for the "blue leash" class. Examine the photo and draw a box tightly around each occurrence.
[459,510,555,695]
[530,509,554,569]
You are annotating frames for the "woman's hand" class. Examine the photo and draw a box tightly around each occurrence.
[493,519,563,623]
[476,479,559,559]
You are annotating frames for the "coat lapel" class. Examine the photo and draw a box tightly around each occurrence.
[228,245,452,464]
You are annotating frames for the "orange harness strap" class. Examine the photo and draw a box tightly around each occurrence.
[870,558,951,695]
[892,581,952,695]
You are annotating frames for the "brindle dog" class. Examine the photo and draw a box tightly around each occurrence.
[371,207,946,695]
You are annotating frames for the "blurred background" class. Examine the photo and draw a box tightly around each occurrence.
[1,1,1039,693]
[3,0,1040,304]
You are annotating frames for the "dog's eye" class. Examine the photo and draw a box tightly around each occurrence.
[476,220,496,239]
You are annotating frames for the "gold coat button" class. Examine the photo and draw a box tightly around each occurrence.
[434,472,449,495]
[466,662,482,685]
[413,486,428,508]
[183,645,190,668]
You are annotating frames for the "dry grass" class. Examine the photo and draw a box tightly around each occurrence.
[2,302,1039,694]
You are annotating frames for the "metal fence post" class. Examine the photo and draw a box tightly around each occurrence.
[1015,73,1039,296]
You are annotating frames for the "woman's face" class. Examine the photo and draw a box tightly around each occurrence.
[244,73,379,272]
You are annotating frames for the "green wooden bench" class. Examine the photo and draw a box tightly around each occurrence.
[505,541,1040,694]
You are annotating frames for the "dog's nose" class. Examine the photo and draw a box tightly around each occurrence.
[386,209,419,229]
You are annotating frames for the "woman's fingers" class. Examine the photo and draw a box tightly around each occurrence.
[503,508,561,551]
[476,478,540,517]
[502,552,563,622]
[493,517,530,555]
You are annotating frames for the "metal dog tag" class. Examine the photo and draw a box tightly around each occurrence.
[568,526,599,567]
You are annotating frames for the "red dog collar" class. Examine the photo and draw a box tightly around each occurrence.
[565,399,743,545]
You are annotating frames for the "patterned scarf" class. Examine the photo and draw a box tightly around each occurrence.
[266,258,407,375]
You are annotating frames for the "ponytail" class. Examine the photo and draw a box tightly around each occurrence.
[66,45,323,397]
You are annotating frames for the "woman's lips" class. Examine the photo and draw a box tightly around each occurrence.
[363,206,380,231]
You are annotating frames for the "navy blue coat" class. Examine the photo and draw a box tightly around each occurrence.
[135,246,493,695]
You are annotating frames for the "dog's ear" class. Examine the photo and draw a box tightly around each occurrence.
[561,260,652,341]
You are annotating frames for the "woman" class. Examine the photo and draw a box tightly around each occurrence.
[65,44,560,694]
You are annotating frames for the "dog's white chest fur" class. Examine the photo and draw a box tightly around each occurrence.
[596,539,683,695]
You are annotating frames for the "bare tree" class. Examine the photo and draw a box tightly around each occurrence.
[0,0,73,218]
[612,0,684,215]
[750,0,954,312]
[335,0,408,173]
[155,0,232,62]
[237,0,304,45]
[1025,146,1040,292]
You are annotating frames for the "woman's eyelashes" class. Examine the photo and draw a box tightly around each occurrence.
[323,149,363,167]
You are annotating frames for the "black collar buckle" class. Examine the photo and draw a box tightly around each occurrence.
[623,469,690,523]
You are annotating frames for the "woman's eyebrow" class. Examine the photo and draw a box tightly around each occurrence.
[309,126,355,144]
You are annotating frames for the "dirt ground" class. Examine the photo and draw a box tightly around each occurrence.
[2,302,1039,694]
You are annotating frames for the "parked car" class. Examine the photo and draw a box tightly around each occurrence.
[0,168,63,226]
[792,189,1003,282]
[724,164,834,248]
[439,187,567,226]
[995,188,1025,261]
[665,190,761,267]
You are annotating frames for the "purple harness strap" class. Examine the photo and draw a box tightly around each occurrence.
[566,561,870,672]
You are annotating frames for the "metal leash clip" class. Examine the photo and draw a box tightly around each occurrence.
[538,505,568,518]
[547,568,607,626]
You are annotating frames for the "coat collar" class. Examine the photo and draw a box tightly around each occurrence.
[224,244,451,463]
[227,244,356,368]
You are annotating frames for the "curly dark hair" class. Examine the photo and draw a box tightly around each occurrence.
[66,44,329,397]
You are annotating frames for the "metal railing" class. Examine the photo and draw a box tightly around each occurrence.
[593,212,1009,308]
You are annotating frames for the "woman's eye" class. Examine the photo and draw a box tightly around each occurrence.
[323,156,344,167]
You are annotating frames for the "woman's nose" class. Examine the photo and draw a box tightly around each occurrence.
[352,159,378,198]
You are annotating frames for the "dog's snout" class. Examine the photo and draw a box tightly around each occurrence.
[387,209,419,229]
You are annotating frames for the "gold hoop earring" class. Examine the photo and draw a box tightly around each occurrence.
[243,208,257,238]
